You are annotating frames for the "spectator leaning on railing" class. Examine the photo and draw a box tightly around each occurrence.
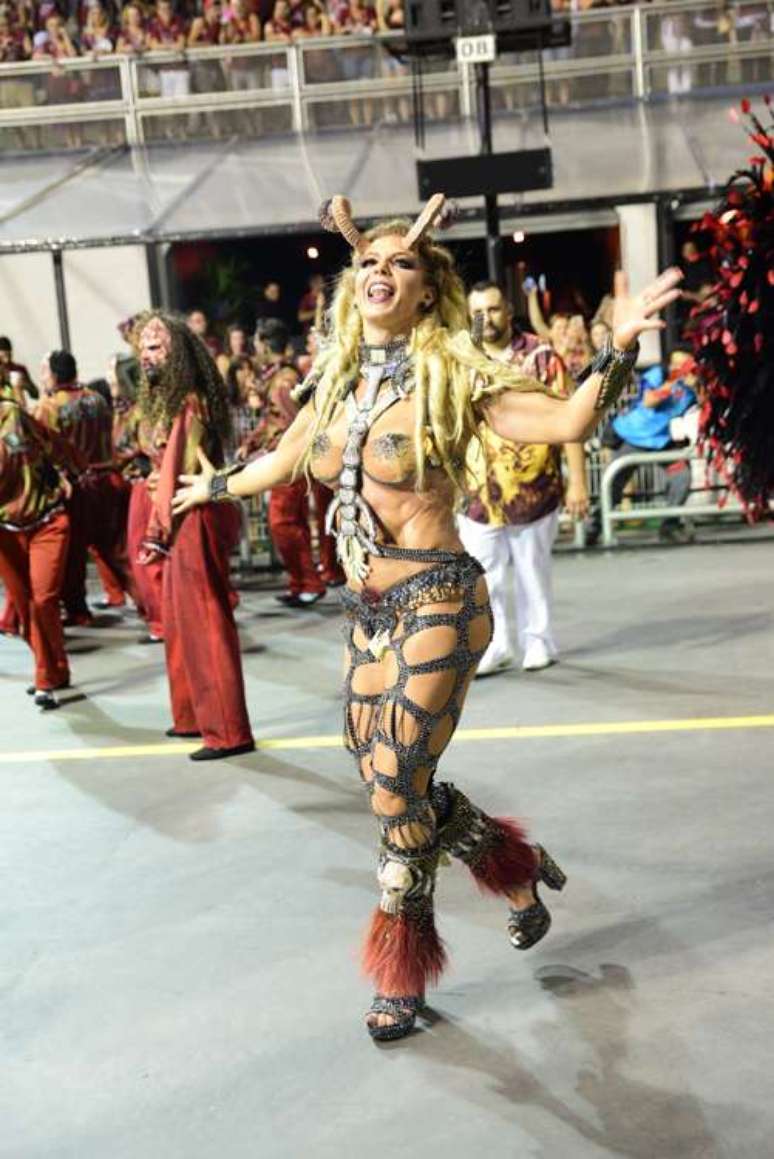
[221,0,261,45]
[584,350,698,546]
[146,0,192,111]
[0,4,32,60]
[80,0,116,54]
[32,9,77,65]
[116,2,148,54]
[263,0,292,41]
[221,0,261,98]
[188,0,225,46]
[291,0,330,40]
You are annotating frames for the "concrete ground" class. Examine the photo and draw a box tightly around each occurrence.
[2,538,774,1159]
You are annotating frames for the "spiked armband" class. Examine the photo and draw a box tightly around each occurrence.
[209,462,243,503]
[576,337,639,411]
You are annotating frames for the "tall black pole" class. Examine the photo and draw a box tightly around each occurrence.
[656,194,678,364]
[475,61,503,285]
[52,249,71,352]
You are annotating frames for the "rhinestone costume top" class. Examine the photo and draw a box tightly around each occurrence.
[322,340,459,583]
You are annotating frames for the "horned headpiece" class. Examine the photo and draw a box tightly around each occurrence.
[318,193,455,254]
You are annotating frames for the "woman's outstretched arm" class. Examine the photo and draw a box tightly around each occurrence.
[482,268,683,446]
[172,401,316,515]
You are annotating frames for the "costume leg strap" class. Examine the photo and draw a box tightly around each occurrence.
[433,781,536,895]
[363,839,446,997]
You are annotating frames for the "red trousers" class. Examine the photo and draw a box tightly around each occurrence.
[268,478,325,597]
[0,512,70,689]
[127,480,165,639]
[163,504,253,750]
[62,470,136,618]
[311,481,345,585]
[0,592,20,635]
[92,547,126,606]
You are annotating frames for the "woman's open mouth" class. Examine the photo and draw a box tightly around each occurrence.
[366,281,396,304]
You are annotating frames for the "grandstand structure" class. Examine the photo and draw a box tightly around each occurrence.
[0,0,770,376]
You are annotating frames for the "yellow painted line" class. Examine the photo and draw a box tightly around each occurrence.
[0,713,773,764]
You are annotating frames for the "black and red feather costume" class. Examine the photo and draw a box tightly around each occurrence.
[688,99,774,517]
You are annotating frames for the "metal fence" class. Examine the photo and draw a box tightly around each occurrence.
[234,443,748,571]
[0,0,771,151]
[596,447,747,546]
[556,407,747,548]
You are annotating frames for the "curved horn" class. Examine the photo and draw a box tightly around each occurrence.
[330,196,368,254]
[405,193,447,249]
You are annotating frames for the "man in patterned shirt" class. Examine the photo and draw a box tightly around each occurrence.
[36,350,137,625]
[459,282,589,674]
[0,382,83,708]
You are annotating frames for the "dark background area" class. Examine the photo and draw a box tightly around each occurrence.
[166,222,622,337]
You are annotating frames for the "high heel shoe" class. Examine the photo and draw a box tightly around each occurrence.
[507,845,567,952]
[536,845,567,891]
[366,995,424,1042]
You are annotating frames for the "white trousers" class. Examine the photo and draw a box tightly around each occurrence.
[458,509,559,662]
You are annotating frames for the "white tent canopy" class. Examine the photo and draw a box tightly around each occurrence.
[0,96,745,252]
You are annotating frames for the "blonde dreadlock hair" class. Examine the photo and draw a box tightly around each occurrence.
[300,218,544,493]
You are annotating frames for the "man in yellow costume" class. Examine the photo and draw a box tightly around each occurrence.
[459,282,589,674]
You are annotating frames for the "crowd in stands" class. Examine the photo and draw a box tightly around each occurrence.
[3,0,767,65]
[0,0,387,62]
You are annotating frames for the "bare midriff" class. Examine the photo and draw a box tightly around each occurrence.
[309,388,465,594]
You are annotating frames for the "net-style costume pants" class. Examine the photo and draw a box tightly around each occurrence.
[341,554,537,1000]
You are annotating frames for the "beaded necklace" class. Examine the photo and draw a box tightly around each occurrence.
[324,340,460,583]
[324,340,412,582]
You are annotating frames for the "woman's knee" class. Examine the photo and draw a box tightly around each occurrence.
[371,783,408,819]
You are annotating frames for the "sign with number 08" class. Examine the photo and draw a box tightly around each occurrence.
[455,34,497,64]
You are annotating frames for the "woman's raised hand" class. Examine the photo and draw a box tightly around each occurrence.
[171,447,215,515]
[611,267,684,353]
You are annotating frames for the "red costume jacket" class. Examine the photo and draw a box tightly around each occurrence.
[144,395,222,551]
[0,399,84,531]
[239,361,299,459]
[36,384,114,468]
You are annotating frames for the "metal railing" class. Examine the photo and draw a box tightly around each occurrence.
[0,0,771,150]
[598,447,744,546]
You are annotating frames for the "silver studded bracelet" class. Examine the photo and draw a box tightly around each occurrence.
[209,463,243,503]
[576,337,639,411]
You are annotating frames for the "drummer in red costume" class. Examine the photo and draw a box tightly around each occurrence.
[36,351,136,625]
[241,319,326,607]
[133,312,254,761]
[103,356,167,643]
[88,358,142,611]
[0,382,83,709]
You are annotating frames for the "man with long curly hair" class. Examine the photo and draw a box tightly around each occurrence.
[133,312,254,761]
